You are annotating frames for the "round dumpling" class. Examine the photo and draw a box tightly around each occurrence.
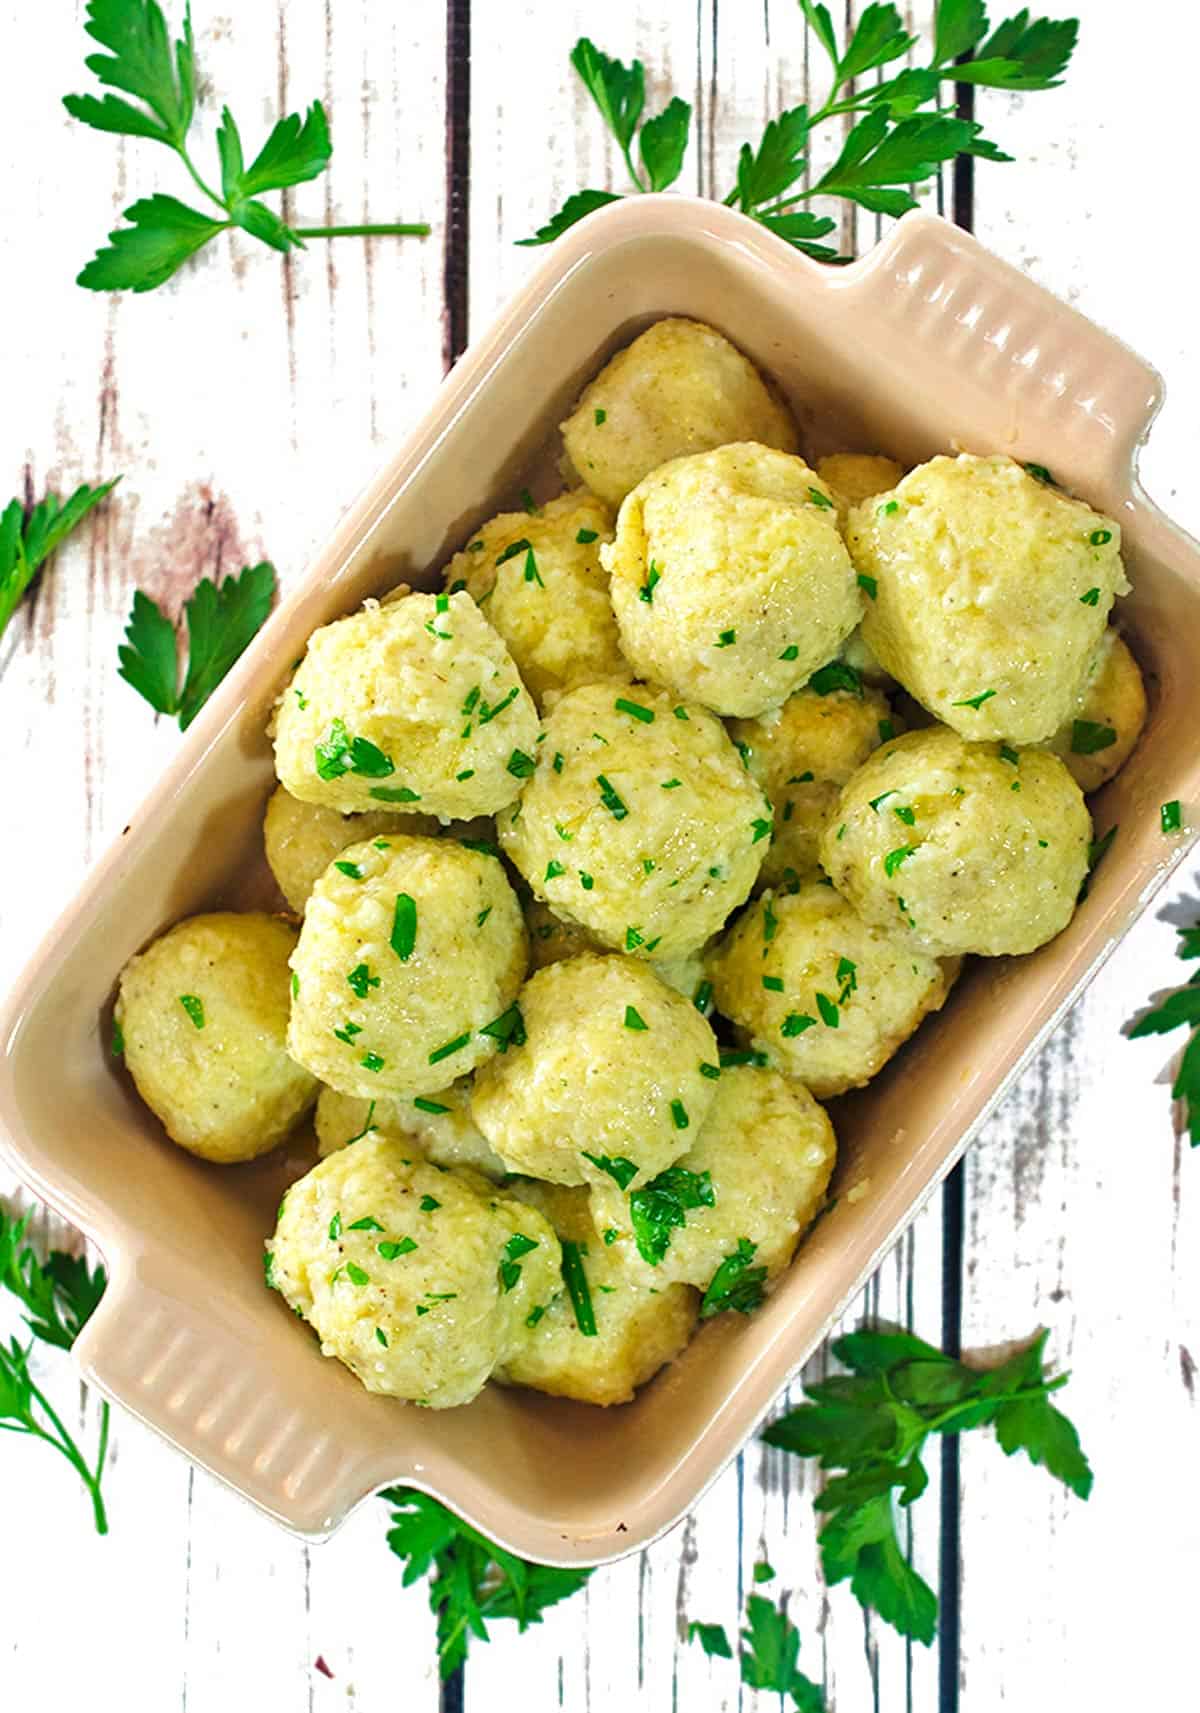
[591,1065,836,1292]
[498,681,768,961]
[524,897,604,970]
[560,317,799,509]
[603,444,862,718]
[820,726,1091,957]
[495,1180,698,1405]
[115,912,318,1163]
[272,591,539,818]
[470,953,718,1187]
[314,1082,507,1178]
[1042,630,1146,793]
[705,886,957,1097]
[263,786,439,915]
[287,835,527,1098]
[268,1131,560,1409]
[440,491,626,709]
[729,683,897,894]
[846,454,1129,742]
[816,452,904,522]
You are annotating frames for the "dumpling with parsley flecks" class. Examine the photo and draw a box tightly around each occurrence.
[1041,629,1146,794]
[267,1130,561,1409]
[495,1179,699,1406]
[263,786,439,915]
[272,590,539,820]
[288,834,527,1100]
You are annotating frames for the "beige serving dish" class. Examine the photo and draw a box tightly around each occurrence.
[2,198,1198,1566]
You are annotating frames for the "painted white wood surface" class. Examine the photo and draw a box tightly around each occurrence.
[0,2,1196,1709]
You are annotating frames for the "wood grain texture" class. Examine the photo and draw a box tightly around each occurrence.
[1,1,1197,1708]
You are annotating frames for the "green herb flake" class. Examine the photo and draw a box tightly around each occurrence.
[480,1002,527,1053]
[782,1012,816,1037]
[596,774,628,819]
[560,1240,597,1335]
[594,408,607,426]
[699,1061,721,1080]
[810,660,863,698]
[499,1231,539,1292]
[720,1047,768,1067]
[419,1195,442,1213]
[110,1018,125,1057]
[328,1212,343,1241]
[625,925,644,951]
[879,499,900,516]
[893,804,916,825]
[869,790,896,812]
[1071,719,1117,756]
[857,573,878,599]
[179,994,205,1030]
[1089,527,1113,547]
[884,845,915,876]
[808,486,834,510]
[378,1238,418,1260]
[952,689,996,710]
[751,817,773,843]
[624,1005,648,1032]
[879,718,895,743]
[670,1099,689,1130]
[699,1236,768,1318]
[344,1262,370,1287]
[638,561,661,604]
[1079,587,1100,606]
[693,979,713,1014]
[673,705,689,720]
[1024,462,1056,485]
[715,628,736,648]
[629,1166,715,1265]
[615,697,655,724]
[579,871,595,890]
[478,685,520,726]
[348,1215,384,1232]
[1162,800,1183,835]
[762,975,784,992]
[375,1326,389,1347]
[545,859,566,881]
[475,905,493,929]
[999,744,1020,766]
[582,1153,639,1190]
[519,487,539,515]
[661,777,682,791]
[779,644,800,661]
[369,785,421,804]
[507,748,537,779]
[360,1051,385,1072]
[429,1032,470,1066]
[525,1304,547,1327]
[334,859,364,879]
[816,991,840,1029]
[576,527,599,544]
[391,893,417,961]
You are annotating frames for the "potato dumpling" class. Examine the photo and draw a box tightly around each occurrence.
[821,726,1091,957]
[471,954,718,1187]
[847,454,1129,743]
[591,1065,836,1291]
[288,835,527,1099]
[560,317,799,509]
[115,912,317,1163]
[263,786,439,915]
[440,491,626,709]
[314,1082,507,1178]
[1043,630,1146,793]
[495,1180,698,1406]
[729,683,897,894]
[268,1131,560,1409]
[273,591,538,819]
[705,886,957,1097]
[498,681,768,961]
[604,444,862,718]
[816,452,905,522]
[524,897,604,970]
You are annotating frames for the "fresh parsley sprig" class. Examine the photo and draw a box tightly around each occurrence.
[65,0,430,293]
[118,559,276,728]
[523,5,1079,256]
[381,1486,593,1676]
[763,1325,1092,1643]
[0,480,119,646]
[1129,924,1200,1144]
[0,1208,111,1533]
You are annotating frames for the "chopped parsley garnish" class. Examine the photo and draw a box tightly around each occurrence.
[378,1238,418,1260]
[816,992,840,1028]
[436,592,449,613]
[525,1304,547,1327]
[625,926,644,951]
[751,817,773,843]
[670,1099,689,1130]
[178,993,205,1029]
[999,744,1020,765]
[576,527,599,544]
[369,784,421,803]
[360,1051,385,1073]
[884,845,915,876]
[699,1237,768,1318]
[639,562,661,603]
[642,857,655,873]
[582,1153,639,1190]
[879,498,900,516]
[552,751,565,772]
[346,963,380,1000]
[328,1212,342,1240]
[1162,800,1183,834]
[579,871,594,890]
[376,1327,389,1347]
[699,1061,721,1080]
[807,486,834,509]
[315,719,396,781]
[344,1262,370,1287]
[1024,462,1056,485]
[952,689,995,710]
[629,1166,715,1265]
[624,1005,648,1031]
[673,705,689,720]
[348,1216,384,1232]
[857,573,878,599]
[763,900,779,942]
[420,1195,442,1212]
[615,697,654,723]
[333,1021,363,1044]
[602,1229,619,1245]
[878,718,895,742]
[762,975,784,992]
[519,488,539,515]
[596,774,628,818]
[479,1003,526,1052]
[1079,586,1100,605]
[809,660,862,697]
[499,1232,539,1292]
[693,979,713,1014]
[110,1018,125,1057]
[1089,527,1113,547]
[720,1047,768,1067]
[413,1097,450,1115]
[715,629,736,648]
[456,769,475,781]
[555,822,574,842]
[660,777,682,790]
[837,957,857,1001]
[429,1032,471,1065]
[391,893,417,961]
[560,1240,597,1336]
[1071,719,1116,755]
[545,859,566,881]
[496,537,533,567]
[594,408,607,426]
[507,748,537,778]
[334,859,363,879]
[782,1012,816,1037]
[478,685,520,725]
[461,837,501,858]
[869,790,896,812]
[476,905,492,928]
[893,804,915,825]
[779,645,800,661]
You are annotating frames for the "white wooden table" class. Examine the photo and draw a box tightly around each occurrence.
[2,3,1197,1707]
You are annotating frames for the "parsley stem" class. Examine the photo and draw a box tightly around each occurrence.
[292,222,433,238]
[22,1370,109,1534]
[176,144,227,213]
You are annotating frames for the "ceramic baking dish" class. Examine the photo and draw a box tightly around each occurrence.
[2,198,1198,1567]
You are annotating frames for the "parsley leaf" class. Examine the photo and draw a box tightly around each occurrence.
[119,560,275,727]
[0,479,119,642]
[762,1322,1091,1643]
[740,1594,824,1710]
[1129,922,1200,1145]
[687,1620,733,1658]
[699,1237,769,1319]
[66,0,428,293]
[381,1486,592,1676]
[629,1165,715,1265]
